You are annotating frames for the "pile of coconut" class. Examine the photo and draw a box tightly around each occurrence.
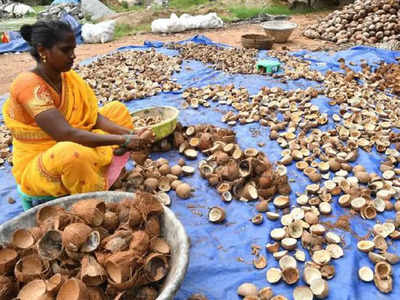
[0,193,170,299]
[304,0,400,45]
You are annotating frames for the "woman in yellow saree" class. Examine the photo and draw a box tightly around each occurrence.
[3,20,152,203]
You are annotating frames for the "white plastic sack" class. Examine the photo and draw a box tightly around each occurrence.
[82,20,115,44]
[151,12,223,33]
[1,3,35,17]
[151,13,185,33]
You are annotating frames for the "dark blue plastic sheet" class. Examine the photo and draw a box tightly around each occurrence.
[1,35,400,299]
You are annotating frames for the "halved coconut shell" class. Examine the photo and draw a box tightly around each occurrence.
[273,196,290,209]
[237,282,258,297]
[62,223,93,252]
[145,215,161,238]
[310,278,329,299]
[293,286,313,300]
[303,267,322,285]
[270,228,286,241]
[326,244,344,259]
[0,247,18,275]
[282,267,300,285]
[81,231,100,253]
[129,231,150,256]
[320,265,335,280]
[374,274,392,294]
[279,255,297,270]
[312,250,331,265]
[14,254,49,283]
[71,199,105,227]
[375,261,392,280]
[358,266,373,282]
[12,228,35,250]
[357,240,375,253]
[266,268,282,284]
[36,205,64,226]
[241,184,258,201]
[81,255,106,287]
[105,250,137,285]
[281,238,297,251]
[38,230,63,260]
[143,252,169,282]
[251,214,263,225]
[18,279,49,300]
[57,278,89,300]
[208,207,226,223]
[176,183,193,199]
[253,255,267,269]
[46,273,66,295]
[150,238,170,255]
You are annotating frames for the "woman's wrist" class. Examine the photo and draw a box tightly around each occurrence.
[121,135,131,148]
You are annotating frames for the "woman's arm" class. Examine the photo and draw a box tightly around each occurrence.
[94,113,131,135]
[35,109,139,148]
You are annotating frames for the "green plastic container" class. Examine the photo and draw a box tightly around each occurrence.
[256,60,281,73]
[131,106,180,142]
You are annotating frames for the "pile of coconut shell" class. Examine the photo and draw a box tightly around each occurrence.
[0,124,12,166]
[167,42,259,75]
[358,61,400,96]
[111,157,195,204]
[74,49,182,105]
[0,194,170,299]
[304,0,400,45]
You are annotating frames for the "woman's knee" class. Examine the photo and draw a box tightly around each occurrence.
[49,142,91,165]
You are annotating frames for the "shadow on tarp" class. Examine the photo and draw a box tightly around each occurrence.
[1,35,400,299]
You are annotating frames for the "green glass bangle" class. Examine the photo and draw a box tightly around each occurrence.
[121,135,132,148]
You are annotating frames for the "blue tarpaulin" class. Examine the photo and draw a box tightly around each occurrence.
[0,13,83,54]
[1,35,400,299]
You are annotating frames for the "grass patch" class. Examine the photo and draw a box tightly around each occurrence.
[168,0,209,10]
[228,3,326,20]
[33,5,47,13]
[114,23,151,39]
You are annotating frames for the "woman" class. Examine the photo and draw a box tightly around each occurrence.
[3,20,152,199]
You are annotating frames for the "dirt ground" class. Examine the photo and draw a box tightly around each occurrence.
[0,13,334,95]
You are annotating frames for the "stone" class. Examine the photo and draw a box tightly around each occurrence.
[81,0,116,22]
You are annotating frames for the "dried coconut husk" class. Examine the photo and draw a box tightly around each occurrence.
[134,192,163,219]
[129,231,150,256]
[105,250,138,285]
[12,228,35,250]
[62,223,94,252]
[81,255,106,287]
[87,287,107,300]
[17,279,49,300]
[36,205,64,226]
[94,251,111,267]
[0,247,18,275]
[46,273,66,295]
[282,267,300,285]
[102,211,119,232]
[222,160,240,181]
[150,238,170,255]
[128,206,143,228]
[0,275,17,299]
[259,186,277,198]
[14,254,49,283]
[143,252,169,282]
[54,213,84,231]
[38,230,63,260]
[102,230,131,253]
[57,278,89,300]
[71,199,105,227]
[145,216,161,238]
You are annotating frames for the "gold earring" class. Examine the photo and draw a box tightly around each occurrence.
[41,55,47,64]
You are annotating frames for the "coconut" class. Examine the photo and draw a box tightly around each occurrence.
[57,278,89,300]
[270,228,286,241]
[368,252,386,264]
[266,212,280,221]
[62,223,95,253]
[258,287,273,300]
[129,231,150,256]
[375,261,392,280]
[279,255,297,269]
[304,212,319,225]
[273,196,290,209]
[184,149,198,160]
[144,178,159,193]
[282,267,300,285]
[310,278,329,299]
[18,279,50,300]
[46,273,66,295]
[182,166,195,176]
[176,183,192,199]
[253,255,267,269]
[38,230,63,260]
[142,252,169,282]
[273,250,288,260]
[208,207,226,223]
[319,202,332,215]
[71,199,105,227]
[251,214,264,225]
[221,191,233,202]
[294,250,306,262]
[0,247,18,275]
[320,265,335,280]
[80,255,106,287]
[358,266,373,282]
[36,205,64,226]
[310,224,326,235]
[237,283,258,297]
[281,238,297,251]
[105,250,137,284]
[293,286,313,300]
[266,242,280,253]
[266,268,282,284]
[326,244,344,259]
[325,232,341,244]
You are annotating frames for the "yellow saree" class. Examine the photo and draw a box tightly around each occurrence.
[3,70,133,197]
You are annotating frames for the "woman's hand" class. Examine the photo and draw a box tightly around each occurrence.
[124,129,155,151]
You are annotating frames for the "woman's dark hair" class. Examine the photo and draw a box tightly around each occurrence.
[20,20,73,62]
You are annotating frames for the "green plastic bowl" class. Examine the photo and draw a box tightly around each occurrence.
[131,106,179,142]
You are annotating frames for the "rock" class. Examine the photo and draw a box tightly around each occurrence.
[81,0,116,22]
[38,3,84,21]
[0,2,35,18]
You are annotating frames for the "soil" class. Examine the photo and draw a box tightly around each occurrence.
[0,12,335,95]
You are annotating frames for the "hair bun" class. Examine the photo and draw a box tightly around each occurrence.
[20,24,33,44]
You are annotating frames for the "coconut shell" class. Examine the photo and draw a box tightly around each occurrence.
[62,223,93,252]
[86,287,107,300]
[131,151,149,165]
[282,267,300,285]
[38,230,63,260]
[12,228,35,250]
[36,205,64,226]
[221,160,240,181]
[129,231,150,256]
[145,216,161,238]
[46,273,66,295]
[176,183,192,199]
[143,252,169,282]
[18,279,48,300]
[150,238,170,254]
[102,211,119,232]
[0,275,17,299]
[0,247,18,275]
[134,192,163,219]
[71,199,105,227]
[81,255,106,287]
[102,230,131,253]
[14,254,49,283]
[57,278,89,300]
[105,250,138,285]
